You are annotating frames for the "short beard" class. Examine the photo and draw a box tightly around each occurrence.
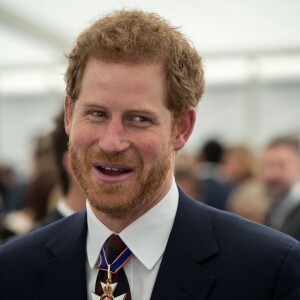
[69,142,173,218]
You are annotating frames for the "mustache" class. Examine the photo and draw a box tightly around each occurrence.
[88,152,138,165]
[68,142,142,167]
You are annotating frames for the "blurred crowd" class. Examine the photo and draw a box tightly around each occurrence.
[1,109,300,243]
[176,135,300,240]
[0,110,85,243]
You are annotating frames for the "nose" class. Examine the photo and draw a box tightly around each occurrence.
[98,118,130,154]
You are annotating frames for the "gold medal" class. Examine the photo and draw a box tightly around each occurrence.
[100,265,115,300]
[92,263,127,300]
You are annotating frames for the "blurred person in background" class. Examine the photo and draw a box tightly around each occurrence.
[222,143,270,224]
[36,110,85,228]
[0,163,29,242]
[221,143,258,188]
[0,134,58,242]
[175,168,199,199]
[0,165,6,212]
[23,134,58,221]
[195,139,232,210]
[261,136,300,240]
[227,180,271,224]
[0,165,5,229]
[0,163,27,213]
[175,153,200,200]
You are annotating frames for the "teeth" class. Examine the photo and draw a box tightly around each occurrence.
[101,166,124,172]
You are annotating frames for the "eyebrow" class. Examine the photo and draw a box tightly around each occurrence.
[81,102,106,110]
[126,108,157,116]
[81,101,158,116]
[84,99,152,109]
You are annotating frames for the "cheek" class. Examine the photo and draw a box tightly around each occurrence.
[70,125,96,151]
[135,136,169,162]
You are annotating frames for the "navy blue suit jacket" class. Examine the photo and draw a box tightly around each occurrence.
[1,190,300,299]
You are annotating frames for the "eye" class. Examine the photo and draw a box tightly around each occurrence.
[92,111,107,118]
[132,116,149,123]
[128,115,153,128]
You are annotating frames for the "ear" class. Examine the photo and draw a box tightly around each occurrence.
[173,108,196,151]
[64,95,72,136]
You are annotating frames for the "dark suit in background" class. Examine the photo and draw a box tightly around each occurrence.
[34,208,64,228]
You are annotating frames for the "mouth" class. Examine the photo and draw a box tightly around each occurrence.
[93,163,134,181]
[97,165,133,176]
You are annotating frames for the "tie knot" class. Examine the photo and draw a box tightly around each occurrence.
[104,234,127,263]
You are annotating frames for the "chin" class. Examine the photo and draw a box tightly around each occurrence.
[89,194,145,218]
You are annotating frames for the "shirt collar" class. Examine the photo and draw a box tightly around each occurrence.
[86,178,179,270]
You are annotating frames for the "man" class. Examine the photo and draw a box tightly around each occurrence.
[195,139,232,210]
[262,136,300,240]
[0,10,300,300]
[35,110,86,227]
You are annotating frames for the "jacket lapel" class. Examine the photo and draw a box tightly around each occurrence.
[36,212,88,300]
[151,190,218,300]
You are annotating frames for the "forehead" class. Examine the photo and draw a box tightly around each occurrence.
[79,58,166,103]
[81,58,165,90]
[77,58,169,113]
[264,145,299,161]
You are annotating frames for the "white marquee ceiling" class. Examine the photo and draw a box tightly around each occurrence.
[0,0,300,94]
[1,0,300,68]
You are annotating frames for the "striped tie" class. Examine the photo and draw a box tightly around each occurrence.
[95,234,132,300]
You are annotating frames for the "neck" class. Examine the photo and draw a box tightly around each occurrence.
[90,178,173,233]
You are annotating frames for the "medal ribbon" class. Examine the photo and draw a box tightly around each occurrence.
[98,246,133,274]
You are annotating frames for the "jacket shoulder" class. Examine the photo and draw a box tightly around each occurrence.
[177,191,300,298]
[178,189,299,256]
[0,211,86,261]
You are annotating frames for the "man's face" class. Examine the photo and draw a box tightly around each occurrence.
[261,145,300,199]
[65,59,191,217]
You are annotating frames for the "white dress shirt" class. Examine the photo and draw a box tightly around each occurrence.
[86,179,179,300]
